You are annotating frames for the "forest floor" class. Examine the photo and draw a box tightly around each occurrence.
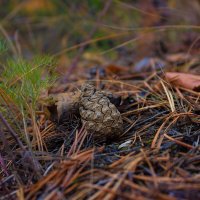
[1,1,200,200]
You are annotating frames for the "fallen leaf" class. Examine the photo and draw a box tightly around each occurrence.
[165,72,200,91]
[55,92,80,120]
[43,92,81,122]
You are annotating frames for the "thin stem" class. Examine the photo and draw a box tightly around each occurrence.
[0,111,25,151]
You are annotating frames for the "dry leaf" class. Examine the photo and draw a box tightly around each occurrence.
[165,72,200,91]
[55,92,80,120]
[44,92,80,122]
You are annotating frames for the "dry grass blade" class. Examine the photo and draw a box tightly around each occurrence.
[160,80,176,113]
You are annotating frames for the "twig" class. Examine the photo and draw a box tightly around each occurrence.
[0,112,25,151]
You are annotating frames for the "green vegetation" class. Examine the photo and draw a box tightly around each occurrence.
[0,39,56,150]
[1,55,56,109]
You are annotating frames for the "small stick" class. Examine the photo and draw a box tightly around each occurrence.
[0,112,25,151]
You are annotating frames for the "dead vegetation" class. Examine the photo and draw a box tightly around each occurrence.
[1,66,200,199]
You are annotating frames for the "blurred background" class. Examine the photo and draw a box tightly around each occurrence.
[1,0,200,78]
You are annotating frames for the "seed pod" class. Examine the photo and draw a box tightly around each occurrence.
[79,83,123,142]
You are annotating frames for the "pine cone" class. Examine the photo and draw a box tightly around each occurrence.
[79,84,123,142]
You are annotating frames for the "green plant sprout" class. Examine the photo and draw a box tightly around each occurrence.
[1,55,56,109]
[0,40,57,151]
